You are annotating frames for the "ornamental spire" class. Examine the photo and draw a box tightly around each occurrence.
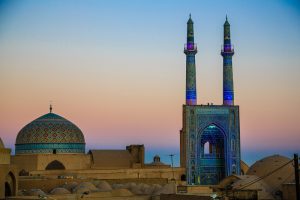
[49,104,52,113]
[221,16,235,105]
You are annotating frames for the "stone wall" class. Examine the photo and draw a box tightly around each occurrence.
[0,164,19,199]
[29,168,185,181]
[11,155,38,172]
[0,149,11,165]
[282,183,297,200]
[12,154,91,172]
[36,154,91,170]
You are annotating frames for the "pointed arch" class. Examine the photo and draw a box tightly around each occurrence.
[45,160,65,170]
[199,122,227,138]
[196,123,226,185]
[5,171,16,197]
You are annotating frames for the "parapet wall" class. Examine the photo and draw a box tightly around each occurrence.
[19,178,168,193]
[12,154,91,172]
[28,167,185,180]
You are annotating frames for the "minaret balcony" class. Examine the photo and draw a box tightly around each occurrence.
[221,45,234,53]
[221,45,234,56]
[184,43,197,53]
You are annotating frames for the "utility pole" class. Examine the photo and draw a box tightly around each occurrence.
[169,154,175,181]
[294,154,299,200]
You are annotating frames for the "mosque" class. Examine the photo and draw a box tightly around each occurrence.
[180,15,241,186]
[0,16,298,200]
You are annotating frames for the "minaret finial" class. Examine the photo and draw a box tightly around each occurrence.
[226,14,228,21]
[189,13,191,18]
[49,103,52,113]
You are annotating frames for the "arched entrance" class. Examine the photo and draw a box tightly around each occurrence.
[5,182,12,196]
[197,124,225,185]
[45,160,65,170]
[181,174,186,181]
[5,172,16,197]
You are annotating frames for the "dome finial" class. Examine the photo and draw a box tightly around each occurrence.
[49,104,52,113]
[189,13,191,19]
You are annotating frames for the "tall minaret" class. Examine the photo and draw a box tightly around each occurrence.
[184,14,197,105]
[221,16,235,106]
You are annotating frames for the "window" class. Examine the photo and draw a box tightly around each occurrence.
[231,139,235,151]
[204,142,210,154]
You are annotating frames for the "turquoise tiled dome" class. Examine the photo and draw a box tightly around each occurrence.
[15,112,85,154]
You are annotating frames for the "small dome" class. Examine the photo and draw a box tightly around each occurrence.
[15,112,85,154]
[153,155,160,162]
[0,137,4,148]
[150,155,167,166]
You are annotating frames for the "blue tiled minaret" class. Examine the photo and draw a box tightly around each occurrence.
[181,15,241,186]
[221,16,235,105]
[184,14,197,105]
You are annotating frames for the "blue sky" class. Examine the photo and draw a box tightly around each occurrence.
[0,0,300,166]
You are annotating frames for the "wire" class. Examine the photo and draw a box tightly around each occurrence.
[271,171,294,194]
[235,159,293,190]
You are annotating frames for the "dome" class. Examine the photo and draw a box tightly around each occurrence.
[15,112,85,154]
[0,137,4,148]
[150,155,167,166]
[247,154,294,192]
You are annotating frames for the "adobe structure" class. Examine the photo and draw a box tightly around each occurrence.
[180,15,241,185]
[0,138,18,199]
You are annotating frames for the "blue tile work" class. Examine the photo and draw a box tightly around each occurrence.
[180,17,241,186]
[184,15,197,106]
[15,143,85,154]
[221,17,235,106]
[15,112,85,154]
[183,105,241,185]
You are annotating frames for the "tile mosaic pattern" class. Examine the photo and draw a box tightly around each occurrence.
[15,112,85,154]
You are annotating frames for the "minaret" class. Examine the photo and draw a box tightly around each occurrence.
[184,14,198,105]
[221,16,235,106]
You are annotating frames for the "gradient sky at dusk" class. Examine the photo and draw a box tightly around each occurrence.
[0,0,299,166]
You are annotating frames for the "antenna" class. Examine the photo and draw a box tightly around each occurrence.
[168,154,176,181]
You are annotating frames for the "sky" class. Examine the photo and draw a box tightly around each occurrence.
[0,0,299,166]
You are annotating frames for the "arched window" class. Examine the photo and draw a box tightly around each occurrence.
[204,141,210,154]
[231,137,236,151]
[45,160,65,170]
